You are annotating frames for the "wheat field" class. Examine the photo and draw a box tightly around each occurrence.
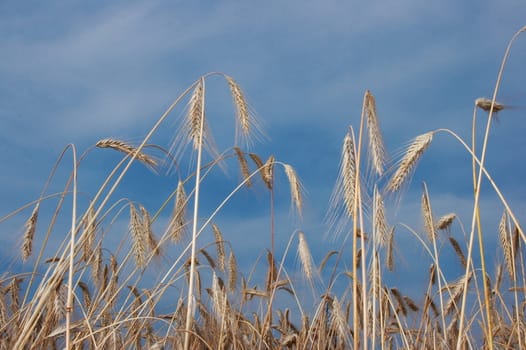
[0,27,525,350]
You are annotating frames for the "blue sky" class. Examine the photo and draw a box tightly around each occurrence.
[1,1,526,300]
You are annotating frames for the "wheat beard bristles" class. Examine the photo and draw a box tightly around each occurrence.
[234,147,252,187]
[387,132,433,192]
[331,297,349,342]
[421,190,435,241]
[170,181,188,242]
[140,205,161,257]
[386,226,395,271]
[262,155,275,190]
[448,237,467,268]
[297,232,313,282]
[212,224,226,271]
[373,187,388,246]
[436,213,456,232]
[365,90,387,176]
[341,133,357,217]
[225,75,252,144]
[96,139,157,168]
[187,79,205,149]
[283,164,303,215]
[22,203,39,261]
[228,251,238,292]
[129,204,145,269]
[82,206,96,262]
[498,211,514,280]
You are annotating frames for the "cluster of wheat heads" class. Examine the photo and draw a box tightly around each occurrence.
[0,73,306,350]
[1,27,526,350]
[320,26,526,350]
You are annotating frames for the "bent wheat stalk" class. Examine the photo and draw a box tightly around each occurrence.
[457,25,526,350]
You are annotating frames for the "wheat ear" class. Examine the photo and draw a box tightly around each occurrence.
[421,189,435,241]
[498,211,515,280]
[448,237,467,268]
[436,213,456,232]
[170,181,188,242]
[212,224,226,272]
[228,251,238,293]
[233,147,252,187]
[96,139,157,168]
[22,203,40,261]
[262,155,275,190]
[186,79,205,149]
[297,232,314,282]
[225,75,254,144]
[365,90,387,175]
[283,164,303,215]
[129,203,146,269]
[373,187,388,246]
[387,132,433,192]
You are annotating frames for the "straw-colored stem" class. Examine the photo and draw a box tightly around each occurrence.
[470,103,493,349]
[184,77,206,350]
[65,145,78,350]
[352,91,368,350]
[456,25,526,350]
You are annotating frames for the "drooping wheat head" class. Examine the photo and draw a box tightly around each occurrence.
[22,203,40,261]
[224,75,258,146]
[436,213,456,232]
[387,132,433,192]
[96,138,157,168]
[283,164,303,215]
[233,147,252,187]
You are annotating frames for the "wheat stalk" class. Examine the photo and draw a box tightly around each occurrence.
[387,132,433,192]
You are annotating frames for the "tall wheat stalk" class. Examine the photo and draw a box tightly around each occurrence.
[456,25,526,350]
[183,77,206,350]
